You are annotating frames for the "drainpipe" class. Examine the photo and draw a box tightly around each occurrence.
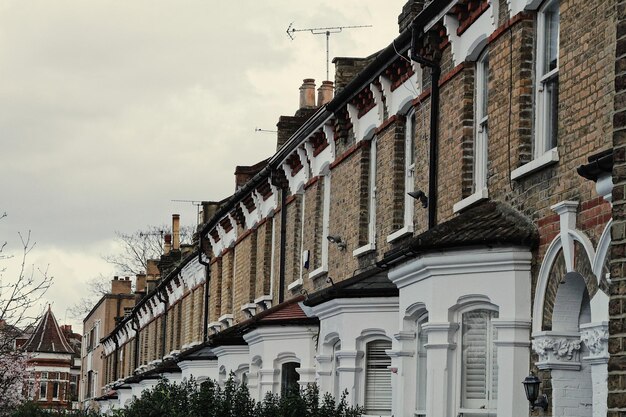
[131,317,140,372]
[156,290,169,359]
[198,233,211,342]
[410,25,440,230]
[112,335,119,382]
[278,182,288,303]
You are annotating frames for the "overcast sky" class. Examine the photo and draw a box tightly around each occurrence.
[0,0,404,330]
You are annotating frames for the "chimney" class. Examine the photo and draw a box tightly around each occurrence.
[317,81,334,106]
[172,214,180,251]
[398,0,426,33]
[333,57,376,94]
[146,259,160,277]
[111,276,132,295]
[299,79,317,109]
[164,234,172,256]
[200,201,221,225]
[135,273,147,293]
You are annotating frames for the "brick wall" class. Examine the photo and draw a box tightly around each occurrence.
[610,0,626,409]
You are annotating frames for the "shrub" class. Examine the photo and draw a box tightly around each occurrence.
[110,376,362,417]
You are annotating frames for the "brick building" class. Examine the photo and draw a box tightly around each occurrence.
[94,0,618,416]
[23,307,81,410]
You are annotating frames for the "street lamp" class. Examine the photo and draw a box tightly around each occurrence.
[522,374,549,411]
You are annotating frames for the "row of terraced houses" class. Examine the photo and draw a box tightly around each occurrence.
[79,0,626,415]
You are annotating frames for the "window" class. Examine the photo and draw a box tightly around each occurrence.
[332,340,341,399]
[474,52,489,194]
[401,110,416,234]
[86,370,94,399]
[39,381,47,401]
[354,138,377,256]
[460,309,498,412]
[364,340,392,416]
[415,319,428,416]
[535,0,559,156]
[281,362,300,397]
[52,382,59,400]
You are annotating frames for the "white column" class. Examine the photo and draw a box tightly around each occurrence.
[336,350,363,407]
[258,368,278,399]
[387,330,416,417]
[493,319,532,417]
[422,322,457,417]
[315,354,333,394]
[580,322,609,417]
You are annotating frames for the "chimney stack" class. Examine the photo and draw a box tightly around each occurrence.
[111,276,132,295]
[317,81,334,106]
[299,79,317,109]
[164,234,172,256]
[172,214,180,251]
[398,0,426,33]
[135,273,147,293]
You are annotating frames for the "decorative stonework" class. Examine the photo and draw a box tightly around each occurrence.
[532,332,582,370]
[580,323,609,359]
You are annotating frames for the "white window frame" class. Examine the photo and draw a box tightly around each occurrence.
[354,138,377,257]
[456,308,499,416]
[388,111,416,242]
[512,0,560,179]
[454,50,489,213]
[310,173,331,278]
[52,381,60,401]
[39,381,47,401]
[363,339,392,417]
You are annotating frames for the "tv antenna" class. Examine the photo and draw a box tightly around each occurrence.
[286,23,372,81]
[172,199,204,226]
[255,127,277,133]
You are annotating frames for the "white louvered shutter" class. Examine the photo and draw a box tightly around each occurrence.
[461,309,498,410]
[364,340,392,415]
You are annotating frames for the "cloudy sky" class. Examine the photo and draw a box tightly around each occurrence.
[0,0,404,330]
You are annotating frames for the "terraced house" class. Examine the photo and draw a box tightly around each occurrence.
[90,0,621,415]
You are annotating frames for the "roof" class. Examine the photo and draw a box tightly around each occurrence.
[22,307,74,354]
[379,201,539,267]
[304,267,398,307]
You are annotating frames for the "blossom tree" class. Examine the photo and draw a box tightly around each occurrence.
[0,353,28,416]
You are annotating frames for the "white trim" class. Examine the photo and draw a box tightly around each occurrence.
[287,278,303,291]
[452,188,488,213]
[353,243,376,257]
[510,148,559,180]
[387,225,414,243]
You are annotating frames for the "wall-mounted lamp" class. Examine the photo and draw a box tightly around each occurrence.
[522,374,549,411]
[327,235,347,250]
[408,190,428,208]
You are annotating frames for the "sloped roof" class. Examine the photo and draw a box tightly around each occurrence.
[379,201,538,267]
[22,307,74,354]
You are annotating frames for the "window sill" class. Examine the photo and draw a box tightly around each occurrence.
[453,188,488,213]
[287,279,303,291]
[352,243,375,257]
[458,408,497,415]
[308,266,328,280]
[510,148,559,180]
[386,225,414,243]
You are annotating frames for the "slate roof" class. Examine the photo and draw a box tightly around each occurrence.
[304,267,398,307]
[22,306,74,354]
[379,200,538,267]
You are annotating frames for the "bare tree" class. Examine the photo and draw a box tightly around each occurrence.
[102,224,194,276]
[0,213,52,413]
[0,221,53,354]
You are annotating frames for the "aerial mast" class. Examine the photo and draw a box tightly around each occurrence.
[286,23,372,81]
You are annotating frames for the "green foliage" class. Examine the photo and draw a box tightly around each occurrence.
[9,401,100,417]
[109,376,363,417]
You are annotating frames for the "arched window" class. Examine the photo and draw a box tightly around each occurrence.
[461,309,498,412]
[281,362,300,397]
[364,339,392,415]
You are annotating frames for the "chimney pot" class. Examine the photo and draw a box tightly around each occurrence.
[172,214,181,251]
[317,81,334,106]
[114,276,118,280]
[164,233,172,256]
[299,79,317,109]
